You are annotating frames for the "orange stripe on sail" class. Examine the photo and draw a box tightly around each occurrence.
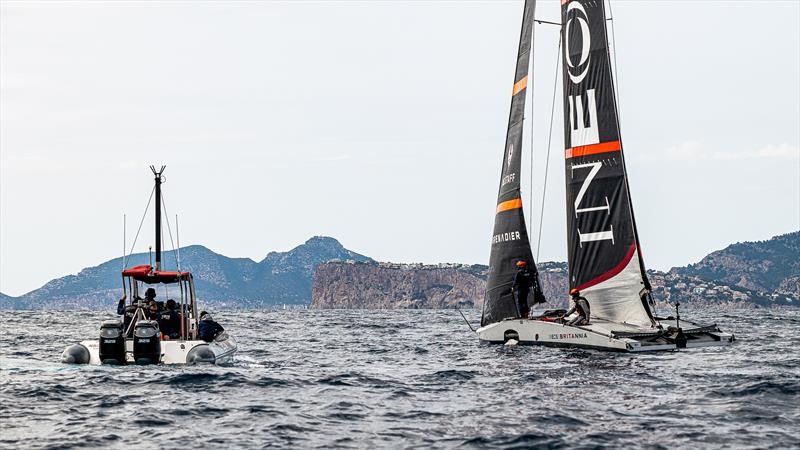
[512,76,528,96]
[496,198,522,213]
[565,140,622,159]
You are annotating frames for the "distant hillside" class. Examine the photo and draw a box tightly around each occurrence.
[3,232,797,310]
[1,237,371,310]
[310,232,800,310]
[671,231,800,300]
[311,261,570,310]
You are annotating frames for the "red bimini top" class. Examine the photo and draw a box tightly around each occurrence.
[121,265,192,284]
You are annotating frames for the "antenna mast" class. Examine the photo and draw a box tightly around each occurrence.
[150,165,166,271]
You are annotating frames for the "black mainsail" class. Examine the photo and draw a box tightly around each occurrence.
[560,0,653,326]
[481,0,544,327]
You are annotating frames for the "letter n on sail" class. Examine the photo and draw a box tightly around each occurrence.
[561,0,654,327]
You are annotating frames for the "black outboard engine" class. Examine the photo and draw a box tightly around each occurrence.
[133,320,161,365]
[99,320,126,365]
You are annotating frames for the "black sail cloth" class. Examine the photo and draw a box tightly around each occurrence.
[560,0,653,326]
[481,0,545,327]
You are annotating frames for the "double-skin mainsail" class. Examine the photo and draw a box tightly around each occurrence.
[481,0,545,327]
[560,0,654,326]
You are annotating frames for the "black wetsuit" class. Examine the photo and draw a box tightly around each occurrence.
[512,268,533,318]
[198,317,224,343]
[158,308,180,339]
[117,299,138,336]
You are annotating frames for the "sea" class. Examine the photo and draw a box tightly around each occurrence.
[1,308,799,449]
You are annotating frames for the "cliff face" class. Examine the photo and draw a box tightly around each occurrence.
[311,262,487,309]
[311,261,571,310]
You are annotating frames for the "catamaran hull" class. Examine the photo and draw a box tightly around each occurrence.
[476,318,734,352]
[62,336,237,365]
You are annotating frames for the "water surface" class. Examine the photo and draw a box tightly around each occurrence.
[1,308,798,449]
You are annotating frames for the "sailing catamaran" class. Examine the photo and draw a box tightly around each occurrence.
[476,0,734,351]
[62,166,236,364]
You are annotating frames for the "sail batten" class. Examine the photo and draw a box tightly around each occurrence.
[560,0,653,326]
[481,0,544,328]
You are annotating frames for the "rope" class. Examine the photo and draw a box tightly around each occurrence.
[124,186,155,267]
[607,0,623,127]
[528,26,535,239]
[535,34,562,261]
[159,191,179,270]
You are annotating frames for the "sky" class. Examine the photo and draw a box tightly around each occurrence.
[1,0,798,296]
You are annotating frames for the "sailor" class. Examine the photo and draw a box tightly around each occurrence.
[146,300,160,320]
[511,261,533,318]
[158,299,180,340]
[116,294,139,336]
[198,311,225,343]
[564,289,590,326]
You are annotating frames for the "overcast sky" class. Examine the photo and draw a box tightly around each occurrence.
[1,0,798,296]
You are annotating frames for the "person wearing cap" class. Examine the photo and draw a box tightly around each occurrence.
[198,311,225,343]
[512,260,533,318]
[564,289,590,326]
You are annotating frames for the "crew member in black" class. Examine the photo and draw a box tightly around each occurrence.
[146,300,160,320]
[158,299,181,340]
[564,289,590,326]
[512,260,533,318]
[198,311,225,343]
[116,288,157,335]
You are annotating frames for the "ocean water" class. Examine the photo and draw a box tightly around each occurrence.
[1,308,799,449]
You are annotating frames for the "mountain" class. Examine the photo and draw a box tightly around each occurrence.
[310,232,800,310]
[1,237,371,310]
[671,231,800,301]
[312,261,489,309]
[311,261,572,310]
[3,232,797,310]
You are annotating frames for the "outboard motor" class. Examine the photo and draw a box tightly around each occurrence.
[133,320,161,365]
[99,320,126,365]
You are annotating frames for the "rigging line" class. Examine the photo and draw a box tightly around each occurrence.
[160,191,178,269]
[528,21,536,240]
[125,186,155,267]
[607,0,623,128]
[534,19,561,26]
[536,34,562,262]
[175,214,182,273]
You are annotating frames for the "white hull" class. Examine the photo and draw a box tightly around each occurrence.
[476,316,734,352]
[71,335,236,365]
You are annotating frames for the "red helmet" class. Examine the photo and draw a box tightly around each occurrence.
[570,288,580,296]
[516,261,526,268]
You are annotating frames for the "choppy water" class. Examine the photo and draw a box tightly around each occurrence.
[1,308,799,449]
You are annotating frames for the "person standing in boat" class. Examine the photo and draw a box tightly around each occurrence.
[511,261,533,318]
[198,311,225,342]
[564,289,590,326]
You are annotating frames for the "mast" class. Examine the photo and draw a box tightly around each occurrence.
[150,165,166,271]
[481,0,543,327]
[560,0,654,326]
